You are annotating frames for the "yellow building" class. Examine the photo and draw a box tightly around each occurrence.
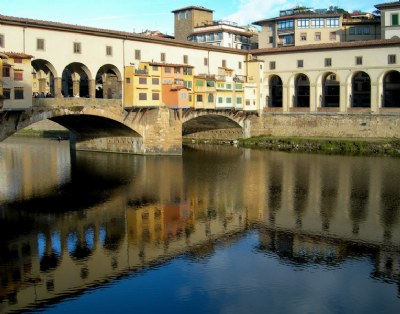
[0,52,33,110]
[215,67,242,109]
[193,74,216,109]
[124,62,162,107]
[0,53,5,108]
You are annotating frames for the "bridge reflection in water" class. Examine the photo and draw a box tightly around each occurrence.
[0,139,399,313]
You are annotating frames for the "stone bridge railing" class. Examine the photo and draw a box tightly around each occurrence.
[32,98,123,109]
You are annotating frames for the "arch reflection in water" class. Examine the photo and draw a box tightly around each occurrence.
[0,140,399,313]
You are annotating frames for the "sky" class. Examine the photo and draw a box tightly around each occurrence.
[0,0,382,35]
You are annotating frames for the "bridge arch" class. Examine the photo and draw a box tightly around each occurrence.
[62,62,93,98]
[32,59,58,97]
[295,73,310,108]
[382,70,400,108]
[182,110,249,137]
[321,72,340,108]
[268,75,283,108]
[351,71,371,108]
[95,64,122,99]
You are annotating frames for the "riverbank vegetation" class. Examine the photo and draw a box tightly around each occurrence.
[238,135,400,157]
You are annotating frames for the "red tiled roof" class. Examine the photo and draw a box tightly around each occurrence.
[251,38,400,55]
[171,6,213,13]
[149,62,194,68]
[0,14,247,55]
[375,1,400,9]
[1,51,34,59]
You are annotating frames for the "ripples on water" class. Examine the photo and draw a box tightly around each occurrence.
[0,139,399,314]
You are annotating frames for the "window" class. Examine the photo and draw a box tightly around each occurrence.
[355,56,363,65]
[329,32,336,40]
[209,33,214,41]
[349,27,355,35]
[2,67,10,77]
[315,32,321,41]
[161,52,166,62]
[311,18,324,28]
[152,66,158,71]
[236,97,242,104]
[270,61,276,70]
[300,33,307,41]
[37,38,45,50]
[196,80,204,87]
[326,18,339,28]
[0,34,4,48]
[14,88,24,99]
[204,58,208,66]
[165,67,171,73]
[226,83,232,90]
[392,14,399,26]
[357,27,363,35]
[269,36,273,44]
[208,94,214,103]
[3,89,10,99]
[151,78,159,85]
[218,97,223,104]
[235,84,243,90]
[14,71,23,81]
[183,55,188,64]
[222,60,226,67]
[278,19,294,30]
[178,12,183,20]
[297,60,304,68]
[126,78,131,84]
[218,32,223,40]
[196,94,203,102]
[297,19,309,28]
[185,10,189,19]
[238,61,242,69]
[73,42,81,54]
[152,93,160,100]
[135,49,141,60]
[139,93,147,100]
[139,77,147,84]
[325,58,332,67]
[14,58,22,64]
[226,97,232,104]
[106,46,112,56]
[206,80,215,87]
[388,54,396,64]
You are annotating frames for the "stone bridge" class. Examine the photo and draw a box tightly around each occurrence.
[0,99,254,155]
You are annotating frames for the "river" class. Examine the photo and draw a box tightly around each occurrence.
[0,137,399,313]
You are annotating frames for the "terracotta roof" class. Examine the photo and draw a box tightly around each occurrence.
[149,62,194,68]
[190,28,253,37]
[0,14,247,55]
[253,13,341,25]
[375,1,400,9]
[171,6,213,13]
[1,51,34,59]
[251,38,400,55]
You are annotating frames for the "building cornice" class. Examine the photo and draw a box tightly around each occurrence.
[0,14,247,55]
[251,38,400,55]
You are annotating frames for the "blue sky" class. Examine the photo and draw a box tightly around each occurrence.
[1,0,381,35]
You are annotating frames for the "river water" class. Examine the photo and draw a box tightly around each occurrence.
[0,137,399,314]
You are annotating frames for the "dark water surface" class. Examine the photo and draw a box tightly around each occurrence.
[0,138,399,314]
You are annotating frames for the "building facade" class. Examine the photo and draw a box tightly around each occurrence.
[375,1,400,39]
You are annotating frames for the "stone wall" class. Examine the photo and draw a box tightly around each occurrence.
[249,113,400,139]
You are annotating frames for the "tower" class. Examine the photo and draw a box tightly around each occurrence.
[172,6,213,41]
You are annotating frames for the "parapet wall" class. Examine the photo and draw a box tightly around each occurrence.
[250,113,400,139]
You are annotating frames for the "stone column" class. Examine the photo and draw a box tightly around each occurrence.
[72,79,80,97]
[89,79,96,98]
[54,77,62,98]
[39,78,47,94]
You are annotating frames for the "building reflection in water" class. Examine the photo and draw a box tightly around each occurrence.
[0,141,399,312]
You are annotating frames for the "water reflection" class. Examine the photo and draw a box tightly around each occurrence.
[0,140,399,313]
